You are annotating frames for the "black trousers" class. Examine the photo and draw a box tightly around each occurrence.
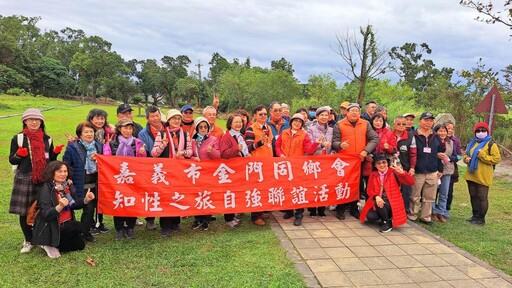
[160,217,181,229]
[467,180,489,219]
[114,217,137,231]
[59,220,85,252]
[20,215,32,242]
[366,201,392,223]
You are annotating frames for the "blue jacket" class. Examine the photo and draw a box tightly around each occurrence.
[63,140,103,199]
[138,122,165,156]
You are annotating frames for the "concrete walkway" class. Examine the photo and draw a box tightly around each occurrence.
[270,211,512,288]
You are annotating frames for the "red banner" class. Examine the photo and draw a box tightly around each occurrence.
[97,154,361,217]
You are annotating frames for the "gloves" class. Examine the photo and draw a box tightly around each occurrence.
[53,145,64,154]
[16,147,28,157]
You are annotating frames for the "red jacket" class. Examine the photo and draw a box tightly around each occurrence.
[362,128,397,176]
[360,169,415,227]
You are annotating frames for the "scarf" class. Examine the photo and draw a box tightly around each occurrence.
[94,127,105,143]
[229,129,249,157]
[167,126,185,158]
[117,136,135,157]
[23,128,46,183]
[465,135,492,173]
[80,139,97,173]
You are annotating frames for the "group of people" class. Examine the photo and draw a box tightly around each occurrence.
[9,100,501,258]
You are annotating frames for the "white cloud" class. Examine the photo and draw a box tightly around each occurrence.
[2,0,510,83]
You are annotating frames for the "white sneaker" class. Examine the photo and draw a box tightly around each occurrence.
[225,220,239,228]
[234,217,241,223]
[20,241,33,253]
[41,245,61,258]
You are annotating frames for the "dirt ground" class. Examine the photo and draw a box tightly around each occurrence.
[494,158,512,182]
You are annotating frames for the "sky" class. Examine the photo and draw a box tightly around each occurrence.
[2,0,511,84]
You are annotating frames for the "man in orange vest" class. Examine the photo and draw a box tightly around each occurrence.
[332,103,379,220]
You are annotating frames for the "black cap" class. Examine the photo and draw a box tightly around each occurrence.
[117,103,133,114]
[419,112,435,120]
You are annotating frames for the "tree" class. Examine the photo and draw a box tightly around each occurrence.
[305,73,338,102]
[208,52,231,89]
[30,56,74,96]
[70,35,126,102]
[389,42,454,92]
[0,64,30,91]
[102,76,138,103]
[271,57,294,75]
[138,59,163,105]
[460,0,512,36]
[332,25,391,105]
[160,55,191,107]
[176,76,200,105]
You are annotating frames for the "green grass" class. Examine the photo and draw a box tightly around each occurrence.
[417,166,512,276]
[0,95,304,288]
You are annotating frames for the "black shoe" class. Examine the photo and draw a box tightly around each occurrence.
[97,223,110,233]
[89,227,100,235]
[210,215,217,221]
[115,230,125,240]
[293,215,303,226]
[318,211,326,218]
[419,219,434,226]
[126,229,134,239]
[309,210,317,218]
[201,222,209,231]
[170,225,181,233]
[471,218,486,225]
[191,220,201,230]
[350,210,360,219]
[161,229,171,237]
[465,216,477,222]
[83,233,96,243]
[283,211,294,219]
[379,221,393,233]
[336,212,345,220]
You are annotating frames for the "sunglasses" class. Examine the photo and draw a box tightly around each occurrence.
[475,129,487,133]
[258,113,267,116]
[272,109,282,112]
[375,160,388,166]
[395,123,407,126]
[183,111,193,115]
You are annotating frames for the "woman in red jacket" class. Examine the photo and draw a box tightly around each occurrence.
[360,153,415,233]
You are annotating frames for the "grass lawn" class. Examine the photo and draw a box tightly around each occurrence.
[418,167,512,276]
[0,95,304,288]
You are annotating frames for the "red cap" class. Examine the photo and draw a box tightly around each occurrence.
[473,122,489,132]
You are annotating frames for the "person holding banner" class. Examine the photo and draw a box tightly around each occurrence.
[306,106,334,218]
[152,109,193,236]
[276,113,322,226]
[32,161,95,258]
[220,114,249,228]
[245,105,274,226]
[190,117,221,231]
[9,108,63,254]
[359,154,414,233]
[137,106,166,230]
[103,118,147,240]
[332,103,379,221]
[63,122,104,243]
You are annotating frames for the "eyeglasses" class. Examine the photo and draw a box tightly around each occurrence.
[475,129,487,133]
[197,125,208,129]
[258,113,267,116]
[375,160,388,166]
[272,109,282,113]
[395,123,407,126]
[183,111,193,115]
[25,118,42,123]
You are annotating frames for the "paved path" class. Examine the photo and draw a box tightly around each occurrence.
[270,211,512,288]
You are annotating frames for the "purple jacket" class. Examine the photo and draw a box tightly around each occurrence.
[306,122,333,155]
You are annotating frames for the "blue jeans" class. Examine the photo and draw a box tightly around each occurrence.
[433,175,451,218]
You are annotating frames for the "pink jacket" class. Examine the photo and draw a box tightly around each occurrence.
[191,135,221,160]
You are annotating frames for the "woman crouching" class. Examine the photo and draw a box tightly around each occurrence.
[359,153,415,233]
[32,161,95,258]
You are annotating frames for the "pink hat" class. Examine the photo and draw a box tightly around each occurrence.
[21,108,44,122]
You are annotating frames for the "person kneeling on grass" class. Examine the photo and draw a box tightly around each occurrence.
[359,154,415,233]
[32,161,95,258]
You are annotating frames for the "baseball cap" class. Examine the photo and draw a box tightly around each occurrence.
[117,104,133,114]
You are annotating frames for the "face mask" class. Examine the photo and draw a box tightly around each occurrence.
[308,112,315,118]
[475,132,488,139]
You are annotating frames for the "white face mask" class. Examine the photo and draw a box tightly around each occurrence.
[475,132,488,139]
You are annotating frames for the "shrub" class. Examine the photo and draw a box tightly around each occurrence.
[132,95,143,104]
[6,88,26,96]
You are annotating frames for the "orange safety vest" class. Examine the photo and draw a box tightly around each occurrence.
[279,129,307,157]
[337,118,368,155]
[249,123,274,158]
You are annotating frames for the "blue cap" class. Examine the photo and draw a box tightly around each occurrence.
[181,104,193,113]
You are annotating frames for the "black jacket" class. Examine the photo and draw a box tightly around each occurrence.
[32,182,86,247]
[9,133,58,176]
[413,130,445,174]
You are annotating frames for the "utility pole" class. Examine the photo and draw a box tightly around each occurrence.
[196,60,202,81]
